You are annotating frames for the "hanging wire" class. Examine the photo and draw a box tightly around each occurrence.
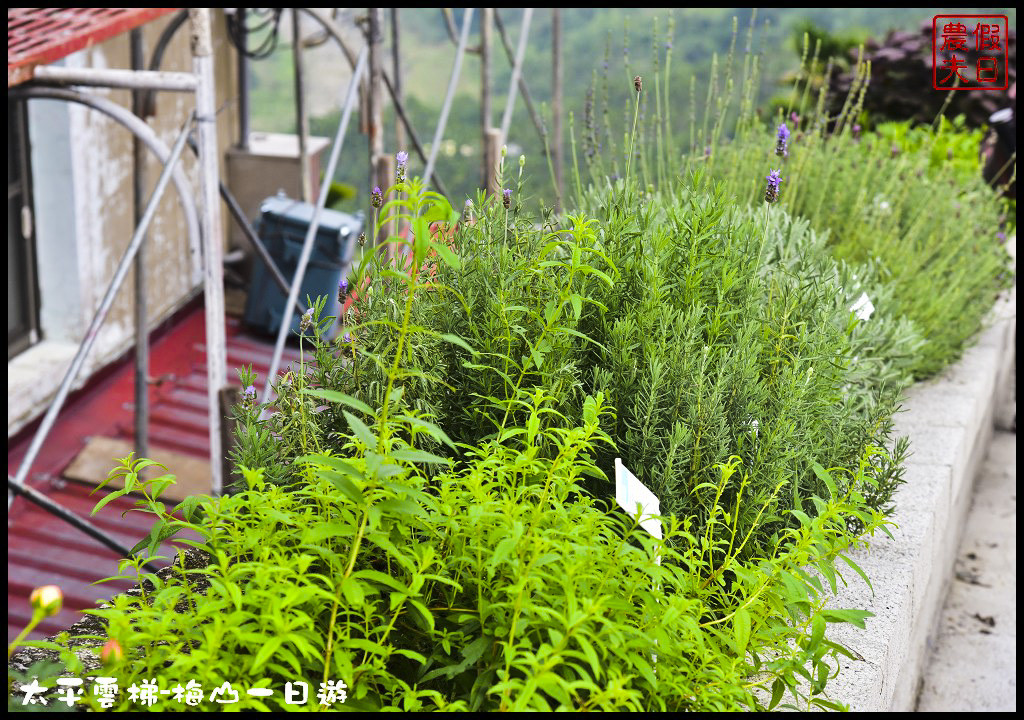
[226,8,284,60]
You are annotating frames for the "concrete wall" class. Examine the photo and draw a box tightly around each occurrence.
[8,11,238,437]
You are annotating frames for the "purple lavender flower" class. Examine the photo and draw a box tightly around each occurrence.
[344,332,352,343]
[242,384,256,409]
[300,307,314,333]
[891,143,901,158]
[790,111,799,125]
[996,231,1006,241]
[764,169,782,204]
[852,123,862,139]
[396,151,409,182]
[371,186,383,208]
[338,277,349,303]
[502,188,512,209]
[775,123,790,158]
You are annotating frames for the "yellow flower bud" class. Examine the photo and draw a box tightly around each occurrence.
[29,585,63,617]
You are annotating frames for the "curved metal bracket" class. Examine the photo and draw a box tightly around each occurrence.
[9,84,203,278]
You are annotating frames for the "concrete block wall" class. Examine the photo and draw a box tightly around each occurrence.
[824,283,1016,712]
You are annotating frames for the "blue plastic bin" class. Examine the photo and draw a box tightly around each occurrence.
[243,194,362,337]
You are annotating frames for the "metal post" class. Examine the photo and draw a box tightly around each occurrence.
[189,8,227,496]
[7,476,163,572]
[368,8,385,209]
[480,7,493,189]
[552,9,565,211]
[10,113,196,494]
[261,48,369,404]
[424,8,475,189]
[31,65,198,91]
[494,10,548,154]
[485,127,502,198]
[390,7,404,152]
[292,8,312,203]
[131,29,149,459]
[237,8,250,150]
[498,8,534,148]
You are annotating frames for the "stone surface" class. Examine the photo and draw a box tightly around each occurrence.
[916,431,1016,712]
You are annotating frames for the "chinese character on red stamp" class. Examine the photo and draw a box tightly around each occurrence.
[933,14,1009,90]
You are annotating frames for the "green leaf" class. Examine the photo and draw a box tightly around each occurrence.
[838,554,874,593]
[769,677,785,710]
[344,410,377,449]
[400,415,455,449]
[809,613,826,651]
[389,448,452,466]
[439,333,476,355]
[340,576,365,607]
[811,462,838,498]
[734,607,751,654]
[303,389,374,416]
[91,486,131,516]
[821,608,872,628]
[431,241,461,270]
[250,636,283,673]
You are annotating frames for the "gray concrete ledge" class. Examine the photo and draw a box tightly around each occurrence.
[824,283,1016,712]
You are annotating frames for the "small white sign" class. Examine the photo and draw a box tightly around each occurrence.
[850,292,874,322]
[615,458,662,540]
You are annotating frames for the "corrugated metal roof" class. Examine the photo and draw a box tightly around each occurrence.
[7,302,301,641]
[8,7,178,87]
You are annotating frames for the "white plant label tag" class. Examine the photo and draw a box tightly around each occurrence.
[850,292,874,321]
[615,458,662,540]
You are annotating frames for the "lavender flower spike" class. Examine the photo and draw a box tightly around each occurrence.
[371,186,383,208]
[775,122,790,158]
[396,151,409,182]
[338,277,349,304]
[502,188,512,209]
[764,169,782,204]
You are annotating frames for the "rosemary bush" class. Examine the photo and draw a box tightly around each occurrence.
[275,171,910,557]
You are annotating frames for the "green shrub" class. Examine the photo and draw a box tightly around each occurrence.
[267,173,909,558]
[61,384,889,711]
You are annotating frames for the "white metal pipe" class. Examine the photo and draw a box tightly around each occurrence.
[261,46,369,406]
[10,113,196,494]
[32,65,198,91]
[499,8,534,149]
[190,8,228,496]
[424,8,474,187]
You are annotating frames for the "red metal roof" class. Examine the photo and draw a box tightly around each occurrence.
[8,7,178,87]
[7,302,301,641]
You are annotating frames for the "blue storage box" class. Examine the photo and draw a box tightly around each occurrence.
[243,193,362,337]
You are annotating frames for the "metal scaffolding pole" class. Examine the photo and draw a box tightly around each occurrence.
[293,8,312,203]
[299,8,450,198]
[261,46,370,405]
[131,28,150,460]
[424,8,475,188]
[188,8,228,496]
[9,112,196,498]
[31,65,198,91]
[498,8,533,149]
